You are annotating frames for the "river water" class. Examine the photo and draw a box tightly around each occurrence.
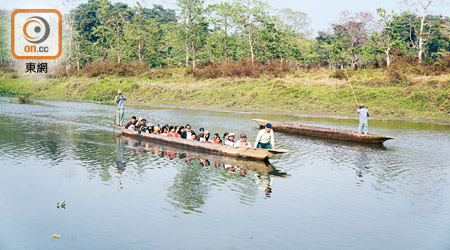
[0,97,449,250]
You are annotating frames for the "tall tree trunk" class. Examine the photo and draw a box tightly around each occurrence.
[68,15,73,70]
[386,46,391,67]
[224,16,228,60]
[184,11,189,67]
[117,36,121,64]
[192,41,196,68]
[247,0,254,64]
[249,32,254,63]
[76,42,80,71]
[138,30,142,64]
[418,15,425,65]
[101,42,105,63]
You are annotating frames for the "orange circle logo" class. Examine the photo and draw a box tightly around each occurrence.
[23,16,50,44]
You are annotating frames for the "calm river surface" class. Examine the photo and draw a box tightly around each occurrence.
[1,97,450,250]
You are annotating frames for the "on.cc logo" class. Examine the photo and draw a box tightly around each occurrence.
[23,16,50,44]
[11,9,62,60]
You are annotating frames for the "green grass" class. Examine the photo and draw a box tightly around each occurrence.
[1,68,449,120]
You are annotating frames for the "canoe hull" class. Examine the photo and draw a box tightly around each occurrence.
[116,126,288,160]
[253,119,394,144]
[119,135,287,176]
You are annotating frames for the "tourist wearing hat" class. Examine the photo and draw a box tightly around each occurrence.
[255,123,275,149]
[200,131,211,142]
[224,133,236,146]
[234,134,251,147]
[115,90,127,126]
[356,104,370,134]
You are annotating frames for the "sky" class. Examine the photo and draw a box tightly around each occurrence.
[4,0,450,36]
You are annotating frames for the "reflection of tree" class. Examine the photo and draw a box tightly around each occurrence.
[167,162,212,213]
[0,115,121,181]
[71,132,117,181]
[0,116,67,163]
[234,174,258,205]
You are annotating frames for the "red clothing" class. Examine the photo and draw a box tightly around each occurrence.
[212,140,222,145]
[125,121,135,129]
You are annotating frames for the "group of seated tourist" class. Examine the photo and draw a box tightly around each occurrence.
[124,116,252,148]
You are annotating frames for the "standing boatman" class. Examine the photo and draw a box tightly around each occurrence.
[255,123,275,149]
[115,90,127,127]
[356,104,370,134]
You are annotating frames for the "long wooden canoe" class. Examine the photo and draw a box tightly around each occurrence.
[119,135,288,176]
[115,126,289,160]
[252,119,395,144]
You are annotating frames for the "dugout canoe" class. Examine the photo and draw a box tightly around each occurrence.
[119,135,288,176]
[115,126,289,161]
[252,119,395,144]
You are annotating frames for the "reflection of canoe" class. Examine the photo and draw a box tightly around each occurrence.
[116,126,289,160]
[252,119,395,144]
[120,135,287,176]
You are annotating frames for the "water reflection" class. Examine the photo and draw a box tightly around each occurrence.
[117,135,287,213]
[355,149,369,181]
[2,98,450,249]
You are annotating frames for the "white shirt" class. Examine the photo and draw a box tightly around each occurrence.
[224,140,235,147]
[115,95,126,109]
[186,131,192,140]
[255,129,274,148]
[357,108,370,124]
[234,140,251,148]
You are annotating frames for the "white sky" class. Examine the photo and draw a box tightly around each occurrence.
[4,0,450,36]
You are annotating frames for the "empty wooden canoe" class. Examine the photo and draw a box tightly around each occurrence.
[115,126,289,160]
[252,119,395,144]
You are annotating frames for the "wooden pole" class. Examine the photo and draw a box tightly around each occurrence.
[343,69,358,106]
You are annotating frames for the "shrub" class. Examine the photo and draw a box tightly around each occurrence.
[185,59,294,79]
[17,95,33,104]
[329,69,352,80]
[145,69,173,79]
[73,63,149,78]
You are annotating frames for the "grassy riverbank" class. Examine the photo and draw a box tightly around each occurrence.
[1,66,449,120]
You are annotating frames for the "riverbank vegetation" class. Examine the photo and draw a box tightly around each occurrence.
[1,64,449,120]
[0,1,449,120]
[1,0,450,69]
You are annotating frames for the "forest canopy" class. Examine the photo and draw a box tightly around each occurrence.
[0,0,449,70]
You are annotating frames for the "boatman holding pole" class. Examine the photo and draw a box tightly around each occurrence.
[255,123,275,149]
[356,104,370,134]
[115,90,127,127]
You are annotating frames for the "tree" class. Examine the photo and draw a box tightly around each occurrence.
[233,0,270,64]
[0,10,12,64]
[376,8,398,66]
[399,0,446,64]
[123,2,153,64]
[92,0,113,63]
[276,8,311,37]
[332,11,375,69]
[109,3,132,63]
[177,0,207,68]
[207,2,239,61]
